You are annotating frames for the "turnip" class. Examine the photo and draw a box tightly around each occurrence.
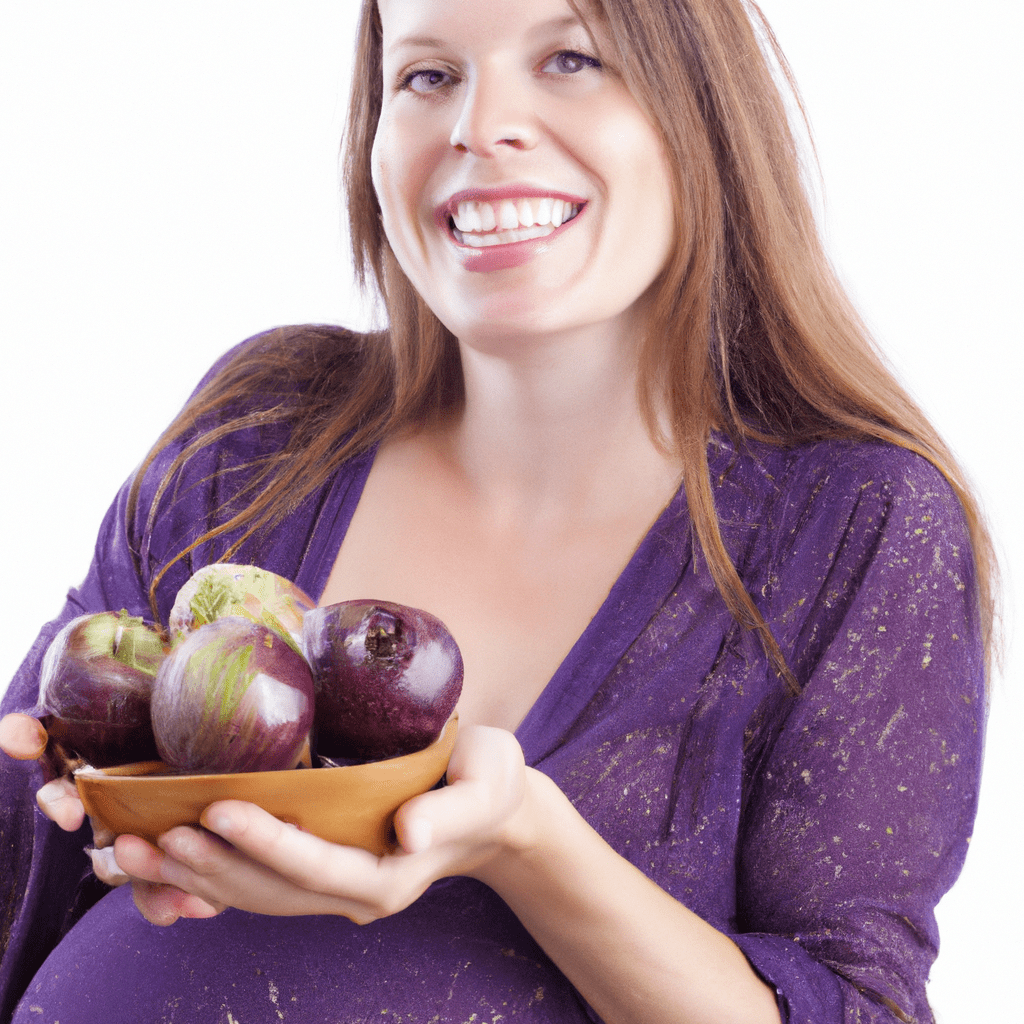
[168,563,315,650]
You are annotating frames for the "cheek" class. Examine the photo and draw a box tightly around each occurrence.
[585,102,675,236]
[370,122,405,241]
[371,114,444,261]
[599,154,676,292]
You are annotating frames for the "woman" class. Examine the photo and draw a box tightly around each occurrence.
[0,0,995,1021]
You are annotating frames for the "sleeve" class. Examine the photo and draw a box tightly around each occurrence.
[733,444,987,1024]
[0,335,264,1022]
[0,479,156,1022]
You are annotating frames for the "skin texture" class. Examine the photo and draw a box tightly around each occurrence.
[1,2,782,1022]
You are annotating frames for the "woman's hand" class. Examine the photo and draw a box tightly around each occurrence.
[113,724,528,927]
[0,713,84,830]
[0,712,135,887]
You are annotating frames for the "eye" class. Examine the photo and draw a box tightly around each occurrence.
[540,50,602,75]
[400,68,454,95]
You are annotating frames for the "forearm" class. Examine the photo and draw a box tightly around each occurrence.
[471,768,781,1024]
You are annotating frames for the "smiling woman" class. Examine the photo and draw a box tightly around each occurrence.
[0,1,1001,1023]
[369,0,677,341]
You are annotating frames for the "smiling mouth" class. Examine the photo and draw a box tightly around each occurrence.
[449,197,584,248]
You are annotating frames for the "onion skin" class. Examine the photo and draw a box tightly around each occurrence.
[168,563,315,651]
[34,610,164,768]
[303,600,463,762]
[151,617,315,774]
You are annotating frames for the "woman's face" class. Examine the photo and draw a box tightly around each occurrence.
[371,0,677,351]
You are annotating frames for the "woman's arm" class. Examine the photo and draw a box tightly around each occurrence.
[475,764,783,1024]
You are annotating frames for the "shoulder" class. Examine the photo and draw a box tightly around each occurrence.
[714,433,959,511]
[780,436,960,510]
[129,325,378,603]
[751,439,980,685]
[712,434,969,555]
[186,323,372,407]
[708,434,979,670]
[769,438,971,569]
[145,322,375,472]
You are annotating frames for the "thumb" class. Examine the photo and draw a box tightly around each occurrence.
[0,713,48,760]
[393,726,526,856]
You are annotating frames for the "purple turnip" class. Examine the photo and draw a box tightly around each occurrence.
[151,617,315,774]
[168,563,315,650]
[303,600,463,762]
[33,610,165,769]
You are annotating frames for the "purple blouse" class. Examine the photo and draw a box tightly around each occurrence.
[0,338,985,1024]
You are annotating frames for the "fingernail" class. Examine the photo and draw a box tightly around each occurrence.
[87,846,129,885]
[37,780,66,804]
[203,811,233,837]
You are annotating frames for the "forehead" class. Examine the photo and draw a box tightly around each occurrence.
[376,0,593,47]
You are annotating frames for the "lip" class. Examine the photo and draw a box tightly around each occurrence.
[433,186,589,274]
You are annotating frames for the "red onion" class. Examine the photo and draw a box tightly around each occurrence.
[303,600,463,762]
[34,610,164,768]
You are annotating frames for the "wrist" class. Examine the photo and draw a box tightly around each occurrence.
[468,765,568,890]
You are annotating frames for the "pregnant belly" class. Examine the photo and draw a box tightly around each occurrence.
[12,879,590,1023]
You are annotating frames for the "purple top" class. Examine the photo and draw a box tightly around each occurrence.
[0,337,986,1024]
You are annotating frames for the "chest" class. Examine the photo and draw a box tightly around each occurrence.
[317,453,673,734]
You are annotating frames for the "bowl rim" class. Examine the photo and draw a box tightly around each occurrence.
[74,712,458,784]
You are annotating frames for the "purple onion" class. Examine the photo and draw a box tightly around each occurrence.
[34,610,165,768]
[151,617,315,774]
[303,600,463,762]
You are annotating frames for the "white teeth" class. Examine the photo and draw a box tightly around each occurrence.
[459,224,555,248]
[498,200,519,230]
[516,199,535,228]
[457,201,482,233]
[450,197,581,239]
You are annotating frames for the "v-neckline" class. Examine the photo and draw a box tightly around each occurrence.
[293,442,695,766]
[512,480,693,763]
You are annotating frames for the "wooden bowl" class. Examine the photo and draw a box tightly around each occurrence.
[75,715,457,856]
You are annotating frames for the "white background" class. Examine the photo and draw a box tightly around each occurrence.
[0,3,1020,1020]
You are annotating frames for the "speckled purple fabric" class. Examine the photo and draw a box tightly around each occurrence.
[0,342,985,1024]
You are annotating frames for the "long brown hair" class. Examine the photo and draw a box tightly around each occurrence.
[130,0,998,685]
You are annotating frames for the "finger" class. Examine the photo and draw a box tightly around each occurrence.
[118,830,230,907]
[115,835,224,925]
[445,724,526,788]
[197,801,383,892]
[114,833,170,883]
[130,879,223,927]
[182,803,411,920]
[36,777,86,831]
[0,713,48,760]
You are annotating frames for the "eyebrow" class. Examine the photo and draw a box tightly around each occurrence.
[387,15,586,55]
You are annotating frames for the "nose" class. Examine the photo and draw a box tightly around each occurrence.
[449,70,538,155]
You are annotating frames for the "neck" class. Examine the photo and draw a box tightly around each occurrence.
[438,322,681,528]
